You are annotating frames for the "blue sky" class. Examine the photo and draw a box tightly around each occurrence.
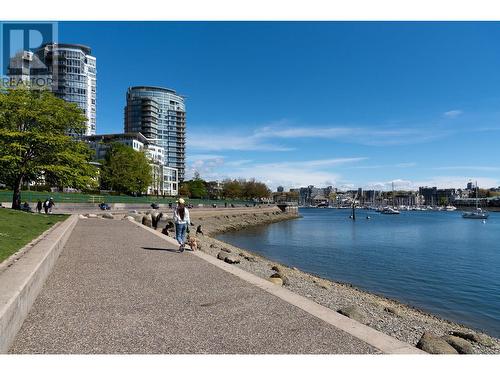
[60,21,500,190]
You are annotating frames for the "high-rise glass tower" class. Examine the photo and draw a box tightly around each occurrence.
[8,43,97,136]
[124,86,186,181]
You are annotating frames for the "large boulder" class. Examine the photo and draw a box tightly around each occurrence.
[449,331,495,348]
[224,254,240,264]
[78,214,87,219]
[383,305,402,317]
[313,278,332,290]
[271,265,282,273]
[337,306,367,324]
[441,335,475,354]
[416,332,459,354]
[217,251,240,264]
[217,251,230,260]
[269,277,283,286]
[86,213,98,218]
[102,212,114,219]
[270,272,289,286]
[142,214,152,227]
[244,255,257,262]
[475,334,496,348]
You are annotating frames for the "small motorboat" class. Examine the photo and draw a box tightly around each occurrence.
[380,207,400,215]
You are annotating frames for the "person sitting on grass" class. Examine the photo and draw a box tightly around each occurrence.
[173,198,190,252]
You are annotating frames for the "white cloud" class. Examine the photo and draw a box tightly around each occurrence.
[185,155,225,180]
[222,157,367,190]
[188,119,451,151]
[187,132,294,152]
[255,124,449,146]
[432,166,500,172]
[225,159,253,167]
[185,155,367,190]
[231,166,341,191]
[443,110,463,118]
[353,162,417,169]
[260,157,368,169]
[187,154,225,161]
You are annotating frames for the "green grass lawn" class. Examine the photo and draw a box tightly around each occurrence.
[0,208,67,263]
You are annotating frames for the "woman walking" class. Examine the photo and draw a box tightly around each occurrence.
[173,198,190,252]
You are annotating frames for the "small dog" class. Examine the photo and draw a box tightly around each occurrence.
[186,236,198,251]
[196,224,204,236]
[161,221,174,236]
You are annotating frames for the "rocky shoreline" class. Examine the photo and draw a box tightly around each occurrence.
[110,206,500,354]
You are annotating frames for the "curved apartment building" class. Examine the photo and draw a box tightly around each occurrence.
[124,86,186,181]
[8,43,97,136]
[36,43,97,136]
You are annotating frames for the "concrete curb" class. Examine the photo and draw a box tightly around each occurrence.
[130,220,424,354]
[0,214,78,353]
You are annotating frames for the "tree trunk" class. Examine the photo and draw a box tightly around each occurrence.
[12,175,23,209]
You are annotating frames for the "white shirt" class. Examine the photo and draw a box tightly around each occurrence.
[173,206,190,225]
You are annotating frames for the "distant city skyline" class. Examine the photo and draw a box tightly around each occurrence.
[58,21,500,190]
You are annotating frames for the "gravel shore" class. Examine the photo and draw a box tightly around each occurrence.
[128,206,500,354]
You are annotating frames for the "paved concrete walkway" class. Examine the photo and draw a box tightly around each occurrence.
[9,219,378,354]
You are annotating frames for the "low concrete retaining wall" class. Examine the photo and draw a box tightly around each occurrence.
[0,214,78,353]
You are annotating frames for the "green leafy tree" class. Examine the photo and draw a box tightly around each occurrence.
[0,87,98,209]
[101,143,152,195]
[222,178,270,200]
[242,179,255,199]
[222,179,243,199]
[188,175,207,199]
[253,181,271,199]
[179,182,191,197]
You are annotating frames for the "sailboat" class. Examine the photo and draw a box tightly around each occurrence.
[462,181,489,219]
[381,182,400,215]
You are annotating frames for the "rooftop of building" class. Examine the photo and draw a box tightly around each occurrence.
[85,132,150,144]
[40,43,92,56]
[128,85,186,98]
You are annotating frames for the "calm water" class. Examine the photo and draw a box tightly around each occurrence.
[218,208,500,337]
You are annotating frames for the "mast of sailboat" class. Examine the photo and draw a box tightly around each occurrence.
[392,181,395,208]
[476,180,479,210]
[351,191,357,220]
